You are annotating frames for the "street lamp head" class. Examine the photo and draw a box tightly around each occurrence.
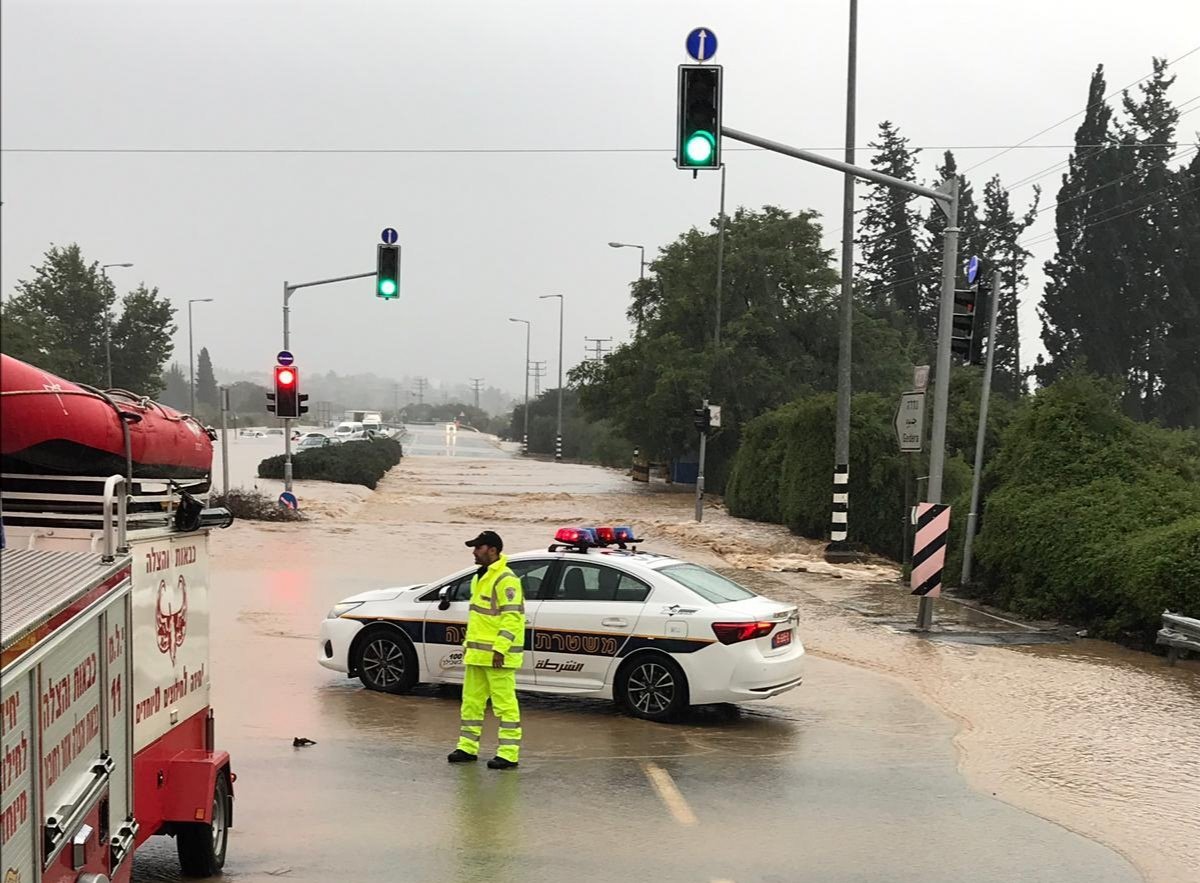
[608,242,624,248]
[539,294,563,300]
[190,298,214,304]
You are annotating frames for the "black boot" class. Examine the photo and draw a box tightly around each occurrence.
[487,756,519,770]
[447,749,477,763]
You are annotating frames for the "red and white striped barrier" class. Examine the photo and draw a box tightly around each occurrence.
[911,502,950,597]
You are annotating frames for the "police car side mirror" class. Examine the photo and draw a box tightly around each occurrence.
[437,588,451,611]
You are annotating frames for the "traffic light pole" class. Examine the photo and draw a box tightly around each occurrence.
[961,268,1003,587]
[281,270,376,492]
[720,125,959,631]
[695,400,708,523]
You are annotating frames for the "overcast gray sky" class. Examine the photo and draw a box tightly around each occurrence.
[3,0,1198,399]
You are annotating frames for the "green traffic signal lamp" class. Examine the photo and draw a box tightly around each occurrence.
[378,278,397,297]
[684,130,716,166]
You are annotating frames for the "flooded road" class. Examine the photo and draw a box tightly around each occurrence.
[136,449,1197,882]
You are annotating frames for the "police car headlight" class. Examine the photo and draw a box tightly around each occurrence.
[327,601,365,619]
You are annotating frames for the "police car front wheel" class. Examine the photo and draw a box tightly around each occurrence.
[355,626,418,694]
[617,653,689,723]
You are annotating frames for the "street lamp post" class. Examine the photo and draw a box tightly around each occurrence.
[539,294,564,461]
[509,318,531,453]
[608,242,647,280]
[100,262,133,388]
[187,298,214,415]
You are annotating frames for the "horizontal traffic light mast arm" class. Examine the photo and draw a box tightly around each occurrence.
[282,269,377,351]
[720,126,950,206]
[284,269,377,301]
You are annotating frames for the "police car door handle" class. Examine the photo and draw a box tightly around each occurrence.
[601,618,629,628]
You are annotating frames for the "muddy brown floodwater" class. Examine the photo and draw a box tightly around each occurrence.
[141,434,1198,882]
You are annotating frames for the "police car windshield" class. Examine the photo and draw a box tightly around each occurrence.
[658,563,756,603]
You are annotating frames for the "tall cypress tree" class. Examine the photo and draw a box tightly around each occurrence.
[979,176,1040,395]
[1119,57,1180,419]
[920,151,983,346]
[196,347,219,410]
[1039,65,1138,392]
[1159,148,1200,427]
[856,122,924,327]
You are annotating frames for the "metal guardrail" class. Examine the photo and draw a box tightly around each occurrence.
[1157,610,1200,664]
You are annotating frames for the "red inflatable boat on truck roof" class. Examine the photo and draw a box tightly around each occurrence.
[1,354,235,883]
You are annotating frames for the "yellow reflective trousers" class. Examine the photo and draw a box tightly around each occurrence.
[457,665,521,762]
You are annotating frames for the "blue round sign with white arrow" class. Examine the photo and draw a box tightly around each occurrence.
[381,227,398,245]
[686,27,718,62]
[966,255,980,285]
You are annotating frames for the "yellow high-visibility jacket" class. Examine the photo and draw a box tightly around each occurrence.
[463,555,526,668]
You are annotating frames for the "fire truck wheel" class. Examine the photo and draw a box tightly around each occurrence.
[177,768,231,877]
[355,626,418,694]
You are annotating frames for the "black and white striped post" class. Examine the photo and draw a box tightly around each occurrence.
[830,465,849,543]
[555,434,562,462]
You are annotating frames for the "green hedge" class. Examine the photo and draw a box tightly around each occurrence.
[724,373,1199,643]
[257,437,402,489]
[972,375,1200,641]
[725,392,971,560]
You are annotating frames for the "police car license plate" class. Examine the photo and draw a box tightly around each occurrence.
[772,629,792,648]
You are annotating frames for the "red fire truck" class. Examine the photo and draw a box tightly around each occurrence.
[1,355,234,883]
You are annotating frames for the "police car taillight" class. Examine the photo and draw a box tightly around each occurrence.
[711,621,776,644]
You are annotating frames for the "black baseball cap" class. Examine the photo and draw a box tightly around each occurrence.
[464,530,503,551]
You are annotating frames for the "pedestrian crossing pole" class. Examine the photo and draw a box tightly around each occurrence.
[961,268,1002,585]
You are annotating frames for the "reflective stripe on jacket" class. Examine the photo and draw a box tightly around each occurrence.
[463,555,526,668]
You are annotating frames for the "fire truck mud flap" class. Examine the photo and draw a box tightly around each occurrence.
[161,749,234,827]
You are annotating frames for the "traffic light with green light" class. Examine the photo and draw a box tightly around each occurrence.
[376,244,400,299]
[677,65,722,170]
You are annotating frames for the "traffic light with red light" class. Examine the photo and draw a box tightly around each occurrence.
[274,365,300,418]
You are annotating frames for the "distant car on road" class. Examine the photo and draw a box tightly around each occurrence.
[333,421,365,441]
[297,434,334,450]
[318,526,804,722]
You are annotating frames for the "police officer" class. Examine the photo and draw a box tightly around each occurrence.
[447,530,525,770]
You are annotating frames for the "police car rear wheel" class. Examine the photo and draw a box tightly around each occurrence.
[617,653,688,723]
[356,628,418,694]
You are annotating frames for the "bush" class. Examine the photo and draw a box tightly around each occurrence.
[972,374,1200,641]
[257,437,402,489]
[210,489,305,522]
[726,392,920,559]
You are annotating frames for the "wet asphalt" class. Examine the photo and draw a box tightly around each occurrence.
[132,434,1145,883]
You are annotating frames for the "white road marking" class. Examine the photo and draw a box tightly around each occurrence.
[641,760,697,826]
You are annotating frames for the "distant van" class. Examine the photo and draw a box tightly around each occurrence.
[334,421,364,440]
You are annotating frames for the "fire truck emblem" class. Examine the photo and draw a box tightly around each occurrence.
[156,575,189,665]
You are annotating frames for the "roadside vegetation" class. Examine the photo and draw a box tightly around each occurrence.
[211,489,305,522]
[257,436,402,489]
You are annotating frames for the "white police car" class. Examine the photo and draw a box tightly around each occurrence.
[318,526,804,722]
